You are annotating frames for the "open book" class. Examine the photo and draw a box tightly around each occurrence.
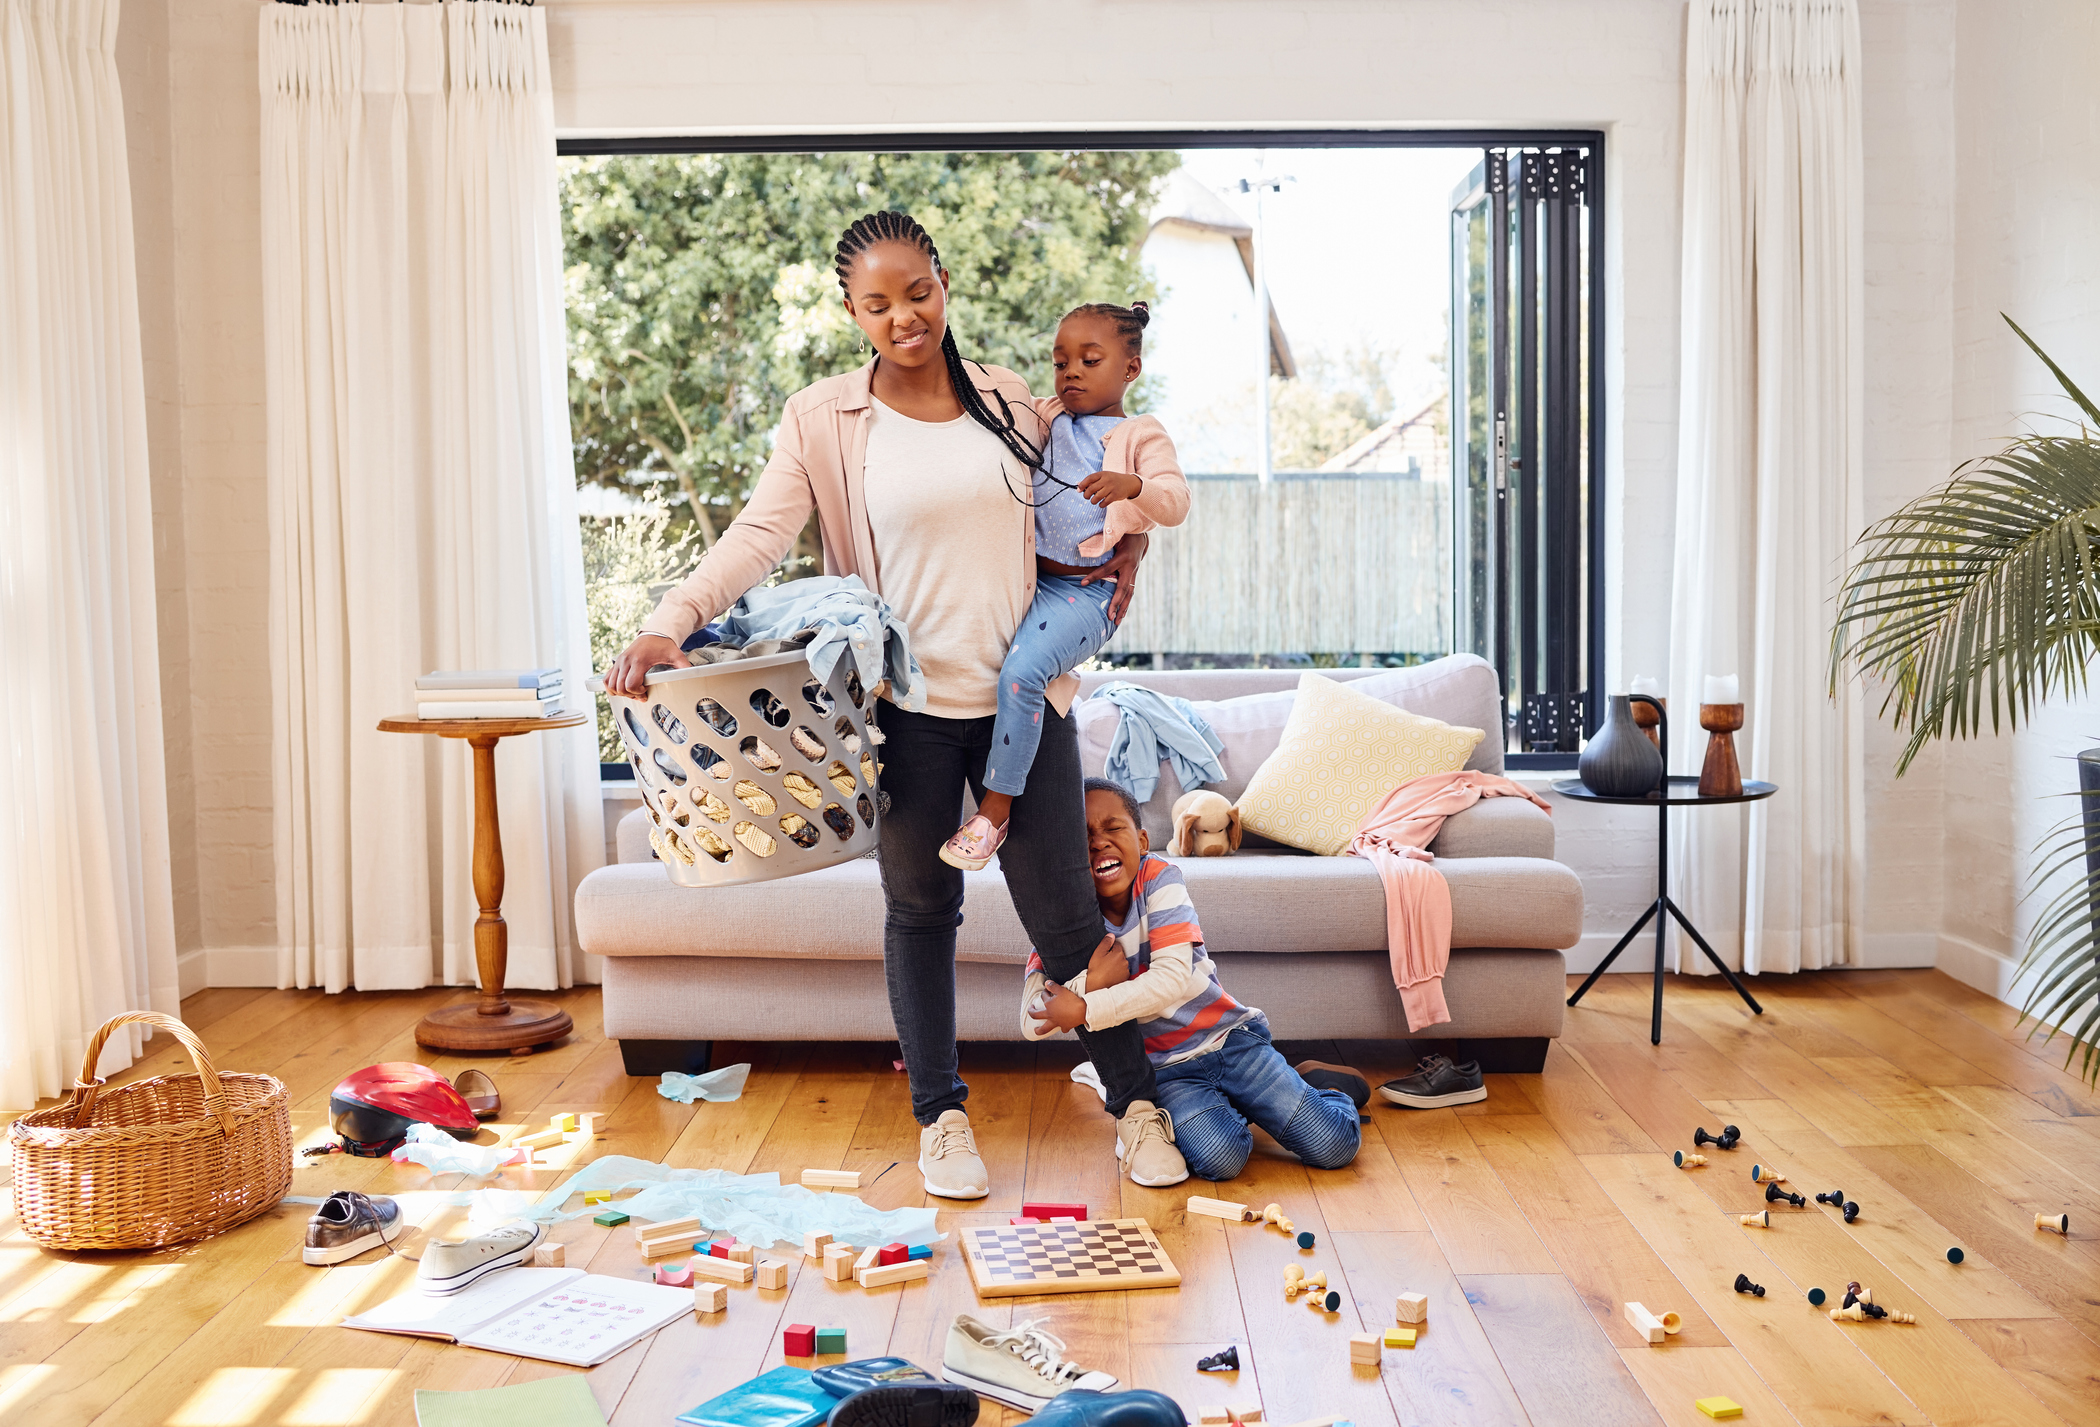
[343,1268,690,1367]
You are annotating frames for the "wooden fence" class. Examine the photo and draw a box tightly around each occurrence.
[1101,473,1451,657]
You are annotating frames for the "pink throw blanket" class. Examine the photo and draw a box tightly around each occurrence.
[1347,770,1551,1031]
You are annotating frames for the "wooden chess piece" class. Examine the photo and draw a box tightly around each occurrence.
[1676,1151,1706,1168]
[1739,1211,1769,1228]
[1751,1164,1785,1185]
[1698,703,1745,798]
[2036,1212,2069,1234]
[1732,1273,1765,1297]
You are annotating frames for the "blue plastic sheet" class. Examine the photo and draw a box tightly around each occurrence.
[657,1063,752,1103]
[465,1157,940,1252]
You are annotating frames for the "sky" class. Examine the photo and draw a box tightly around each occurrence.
[1170,145,1484,420]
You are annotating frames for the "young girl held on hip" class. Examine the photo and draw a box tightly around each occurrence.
[939,302,1191,870]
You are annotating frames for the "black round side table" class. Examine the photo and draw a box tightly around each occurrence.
[1553,695,1777,1044]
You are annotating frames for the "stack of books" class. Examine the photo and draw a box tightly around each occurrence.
[416,669,566,720]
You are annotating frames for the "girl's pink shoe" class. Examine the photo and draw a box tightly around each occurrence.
[939,814,1009,871]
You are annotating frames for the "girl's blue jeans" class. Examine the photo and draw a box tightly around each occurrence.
[1154,1020,1363,1181]
[982,574,1118,798]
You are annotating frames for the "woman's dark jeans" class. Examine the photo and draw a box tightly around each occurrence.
[877,700,1159,1124]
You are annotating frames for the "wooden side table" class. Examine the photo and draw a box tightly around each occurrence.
[378,712,587,1054]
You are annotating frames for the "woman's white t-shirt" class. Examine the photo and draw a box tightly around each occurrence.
[862,397,1032,719]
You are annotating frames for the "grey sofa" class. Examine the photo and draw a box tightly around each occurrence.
[575,655,1582,1076]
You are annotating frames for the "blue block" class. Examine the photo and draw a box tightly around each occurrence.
[906,1244,932,1261]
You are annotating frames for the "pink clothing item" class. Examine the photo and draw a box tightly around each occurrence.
[1028,398,1191,558]
[1348,770,1552,1031]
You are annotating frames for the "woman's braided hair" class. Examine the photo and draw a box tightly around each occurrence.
[834,211,1043,471]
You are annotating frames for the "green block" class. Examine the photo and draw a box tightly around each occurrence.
[814,1327,847,1355]
[593,1210,630,1227]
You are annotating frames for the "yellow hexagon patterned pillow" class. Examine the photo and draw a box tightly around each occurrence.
[1235,671,1486,855]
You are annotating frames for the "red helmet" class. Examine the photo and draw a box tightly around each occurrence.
[329,1062,479,1156]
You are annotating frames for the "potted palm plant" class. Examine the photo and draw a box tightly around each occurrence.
[1832,318,2100,1084]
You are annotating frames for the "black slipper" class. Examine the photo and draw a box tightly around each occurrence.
[1293,1059,1371,1110]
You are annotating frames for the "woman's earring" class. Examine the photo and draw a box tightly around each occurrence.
[859,332,867,354]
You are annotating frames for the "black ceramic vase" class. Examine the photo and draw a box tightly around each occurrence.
[1579,693,1665,797]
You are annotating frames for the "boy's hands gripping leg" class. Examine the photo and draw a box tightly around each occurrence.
[1029,982,1089,1034]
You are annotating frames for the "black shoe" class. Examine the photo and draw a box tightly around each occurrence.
[1294,1059,1371,1109]
[1377,1054,1486,1109]
[1027,1390,1188,1427]
[827,1383,979,1427]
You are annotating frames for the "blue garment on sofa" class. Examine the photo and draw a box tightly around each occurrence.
[1090,681,1225,803]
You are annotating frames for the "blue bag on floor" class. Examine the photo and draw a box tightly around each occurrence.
[676,1366,833,1427]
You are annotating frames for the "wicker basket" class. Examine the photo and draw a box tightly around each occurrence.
[9,1012,293,1252]
[606,650,882,888]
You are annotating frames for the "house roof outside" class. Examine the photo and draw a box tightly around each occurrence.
[1318,393,1451,480]
[1145,169,1297,379]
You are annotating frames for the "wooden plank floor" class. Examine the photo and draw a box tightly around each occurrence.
[3,969,2097,1427]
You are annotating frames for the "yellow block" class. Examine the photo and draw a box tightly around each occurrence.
[553,1113,578,1133]
[1696,1398,1743,1420]
[1383,1328,1416,1348]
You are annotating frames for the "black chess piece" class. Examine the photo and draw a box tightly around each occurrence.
[1807,1286,1828,1306]
[1842,1281,1865,1309]
[1843,1201,1861,1223]
[1733,1273,1765,1297]
[1196,1346,1239,1373]
[1765,1183,1806,1208]
[1861,1301,1888,1319]
[1693,1126,1729,1149]
[1815,1188,1846,1207]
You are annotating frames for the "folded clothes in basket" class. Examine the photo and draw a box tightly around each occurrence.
[705,576,925,712]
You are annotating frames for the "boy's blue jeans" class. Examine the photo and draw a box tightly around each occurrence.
[983,574,1118,798]
[1154,1020,1362,1181]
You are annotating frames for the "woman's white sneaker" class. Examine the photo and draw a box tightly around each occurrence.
[416,1219,544,1296]
[941,1313,1118,1409]
[918,1109,990,1199]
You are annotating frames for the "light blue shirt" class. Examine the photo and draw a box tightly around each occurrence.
[1033,412,1124,567]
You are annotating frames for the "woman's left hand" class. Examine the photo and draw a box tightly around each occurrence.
[1081,531,1148,625]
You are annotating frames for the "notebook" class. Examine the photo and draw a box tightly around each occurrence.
[343,1268,689,1367]
[413,1375,607,1427]
[675,1366,835,1427]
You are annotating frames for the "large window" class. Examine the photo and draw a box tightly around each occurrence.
[561,131,1602,764]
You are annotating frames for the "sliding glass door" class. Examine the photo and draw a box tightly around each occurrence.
[1451,146,1599,757]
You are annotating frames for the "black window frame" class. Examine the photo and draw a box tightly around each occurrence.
[558,127,1606,771]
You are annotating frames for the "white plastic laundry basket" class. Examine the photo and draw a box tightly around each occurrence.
[608,651,882,887]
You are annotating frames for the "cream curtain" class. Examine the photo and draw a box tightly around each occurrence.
[1669,0,1865,975]
[0,0,180,1106]
[260,1,602,994]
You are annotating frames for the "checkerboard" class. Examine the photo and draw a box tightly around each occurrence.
[960,1218,1182,1298]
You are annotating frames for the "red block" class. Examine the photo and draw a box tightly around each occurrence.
[708,1240,732,1259]
[1022,1202,1087,1222]
[877,1242,908,1266]
[784,1323,817,1357]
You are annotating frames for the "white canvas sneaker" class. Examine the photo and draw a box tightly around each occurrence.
[940,1313,1119,1410]
[918,1109,990,1200]
[416,1218,544,1297]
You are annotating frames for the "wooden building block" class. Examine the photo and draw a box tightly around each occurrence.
[801,1168,863,1190]
[552,1113,577,1133]
[823,1246,855,1282]
[1197,1410,1230,1427]
[583,1191,610,1206]
[578,1112,603,1135]
[1188,1195,1253,1222]
[1022,1201,1087,1222]
[689,1256,755,1285]
[707,1240,733,1259]
[636,1216,703,1246]
[641,1237,698,1260]
[1696,1398,1743,1420]
[815,1327,847,1354]
[1384,1327,1416,1349]
[593,1209,628,1227]
[654,1264,694,1288]
[693,1282,727,1313]
[878,1242,908,1266]
[728,1243,757,1264]
[907,1244,932,1261]
[1624,1302,1667,1344]
[1009,1217,1041,1226]
[1394,1291,1428,1324]
[804,1231,833,1260]
[854,1246,881,1274]
[784,1323,816,1357]
[533,1243,566,1268]
[754,1257,789,1290]
[1232,1406,1262,1424]
[856,1259,930,1289]
[1349,1333,1381,1366]
[514,1128,565,1151]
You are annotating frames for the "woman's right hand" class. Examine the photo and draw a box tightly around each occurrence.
[605,634,688,698]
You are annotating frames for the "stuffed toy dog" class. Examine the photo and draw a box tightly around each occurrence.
[1170,789,1242,857]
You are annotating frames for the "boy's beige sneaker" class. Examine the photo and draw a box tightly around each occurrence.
[918,1109,991,1199]
[1115,1100,1189,1187]
[1018,969,1057,1042]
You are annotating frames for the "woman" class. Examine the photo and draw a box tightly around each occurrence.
[606,211,1189,1197]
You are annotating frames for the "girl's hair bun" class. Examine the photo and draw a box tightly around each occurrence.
[1131,300,1152,326]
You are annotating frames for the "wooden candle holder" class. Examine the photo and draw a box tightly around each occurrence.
[1630,696,1664,748]
[1698,703,1744,798]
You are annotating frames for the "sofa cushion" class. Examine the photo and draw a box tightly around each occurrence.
[576,847,1581,963]
[1425,797,1555,860]
[1234,672,1485,855]
[1073,654,1504,847]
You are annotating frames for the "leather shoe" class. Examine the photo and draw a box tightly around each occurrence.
[1025,1390,1187,1427]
